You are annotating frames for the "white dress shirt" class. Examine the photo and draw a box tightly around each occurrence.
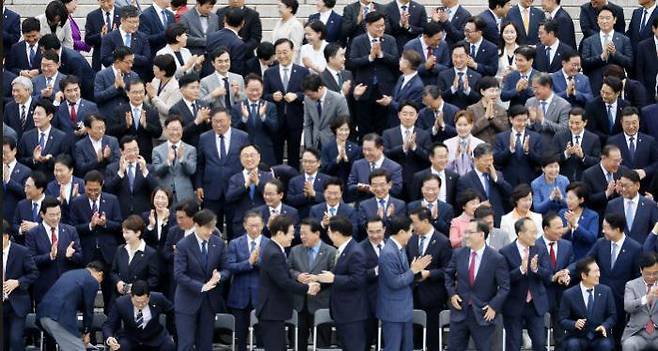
[469,245,486,279]
[125,239,146,264]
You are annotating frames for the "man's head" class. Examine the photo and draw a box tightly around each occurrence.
[269,215,296,247]
[301,148,321,175]
[243,210,264,239]
[515,217,537,247]
[174,200,199,230]
[40,51,60,79]
[11,76,33,104]
[428,142,449,171]
[568,107,587,134]
[86,261,105,284]
[365,11,386,38]
[274,38,294,66]
[210,106,231,135]
[224,7,245,30]
[25,172,47,200]
[542,212,565,242]
[474,205,495,230]
[257,41,276,66]
[421,85,444,109]
[3,220,11,248]
[620,106,640,137]
[420,174,441,203]
[514,45,535,73]
[388,215,413,246]
[300,218,322,248]
[60,75,82,103]
[577,256,600,287]
[597,5,616,33]
[302,74,325,101]
[602,212,625,242]
[508,105,528,132]
[239,144,261,171]
[600,76,622,104]
[165,23,188,47]
[538,20,558,46]
[398,101,420,128]
[369,169,392,199]
[193,209,217,240]
[619,169,641,200]
[83,170,104,202]
[422,21,444,48]
[531,73,554,100]
[361,133,384,162]
[119,135,140,164]
[244,74,265,102]
[366,216,385,244]
[488,0,512,17]
[323,178,344,207]
[324,42,346,70]
[464,219,489,250]
[210,47,231,74]
[640,252,658,285]
[464,17,484,43]
[33,99,56,130]
[119,6,140,33]
[40,196,62,228]
[451,42,469,70]
[126,79,146,106]
[263,179,285,208]
[21,17,41,46]
[129,280,151,310]
[164,115,184,144]
[3,137,17,164]
[53,154,75,185]
[399,50,422,74]
[473,143,494,173]
[601,144,622,174]
[561,50,581,77]
[112,46,134,73]
[327,215,354,247]
[178,73,201,101]
[409,207,433,235]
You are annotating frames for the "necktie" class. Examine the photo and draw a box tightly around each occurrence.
[611,242,619,269]
[329,207,336,216]
[418,235,426,255]
[336,72,343,87]
[201,240,208,267]
[404,129,411,147]
[470,44,476,57]
[525,247,532,302]
[545,46,552,66]
[127,164,135,192]
[32,202,39,222]
[364,6,369,16]
[191,102,198,118]
[161,10,168,27]
[483,173,491,198]
[223,77,231,108]
[46,77,52,88]
[427,202,434,213]
[626,200,636,230]
[132,108,140,130]
[91,201,98,214]
[522,7,530,34]
[249,182,256,200]
[173,51,185,66]
[540,101,548,116]
[171,144,178,165]
[426,45,433,60]
[379,198,387,217]
[307,175,314,184]
[369,162,376,172]
[124,33,131,47]
[308,247,316,268]
[606,172,614,183]
[586,288,594,317]
[648,283,656,334]
[548,242,556,269]
[282,68,290,91]
[316,100,322,118]
[641,9,649,32]
[250,103,258,128]
[51,227,57,247]
[69,102,77,123]
[105,11,112,29]
[468,251,477,287]
[135,309,145,329]
[20,105,27,128]
[29,45,36,67]
[629,136,636,163]
[249,240,256,253]
[39,132,46,150]
[219,134,226,159]
[607,104,614,130]
[457,72,465,91]
[515,132,523,155]
[603,34,610,60]
[574,135,580,146]
[401,4,408,12]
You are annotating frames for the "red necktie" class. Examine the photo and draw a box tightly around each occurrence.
[69,102,77,123]
[549,242,557,269]
[427,46,433,60]
[51,227,57,247]
[468,251,477,287]
[647,283,655,334]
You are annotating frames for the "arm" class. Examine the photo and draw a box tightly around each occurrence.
[173,243,204,292]
[624,282,647,313]
[332,250,367,290]
[18,251,39,289]
[379,251,415,290]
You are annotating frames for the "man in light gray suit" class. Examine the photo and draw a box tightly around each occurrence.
[622,251,658,350]
[302,74,350,150]
[151,115,197,203]
[32,51,66,102]
[288,218,336,349]
[200,47,245,109]
[179,0,220,55]
[525,73,570,150]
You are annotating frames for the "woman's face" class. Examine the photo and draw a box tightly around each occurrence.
[304,26,320,43]
[336,123,350,141]
[153,190,170,210]
[176,33,188,47]
[278,2,292,17]
[543,162,560,180]
[516,193,533,212]
[153,66,163,79]
[566,190,583,210]
[123,228,140,244]
[464,198,481,216]
[502,24,517,45]
[455,116,472,137]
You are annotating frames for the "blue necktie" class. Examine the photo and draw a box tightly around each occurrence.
[91,201,98,214]
[127,164,135,192]
[38,132,46,150]
[249,240,256,253]
[32,202,39,222]
[201,240,208,267]
[540,101,548,116]
[316,100,322,118]
[105,11,112,29]
[400,249,409,270]
[586,288,594,317]
[132,108,140,130]
[629,136,636,163]
[29,45,36,67]
[515,132,523,156]
[626,200,636,231]
[483,173,491,198]
[545,46,551,66]
[308,247,316,268]
[124,33,131,47]
[250,103,258,128]
[457,72,465,91]
[219,134,227,159]
[379,198,386,213]
[418,235,426,254]
[249,183,256,200]
[607,104,614,130]
[641,9,649,32]
[470,44,476,57]
[161,10,168,27]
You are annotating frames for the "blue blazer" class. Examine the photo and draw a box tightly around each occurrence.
[347,158,404,202]
[348,33,400,96]
[551,71,593,108]
[307,11,344,43]
[320,139,361,186]
[437,68,481,109]
[104,162,160,216]
[442,6,471,45]
[102,292,174,347]
[32,73,66,101]
[457,170,513,226]
[2,8,21,55]
[499,241,551,317]
[138,5,175,53]
[93,67,139,120]
[5,40,42,75]
[360,239,381,317]
[58,48,97,101]
[226,234,270,309]
[174,233,230,314]
[12,198,43,240]
[641,103,658,140]
[492,129,543,187]
[309,202,358,239]
[207,28,248,76]
[3,161,30,222]
[643,233,658,253]
[382,126,432,187]
[384,0,428,53]
[111,243,160,290]
[389,74,425,119]
[410,166,461,203]
[406,200,455,235]
[478,10,501,44]
[404,37,451,86]
[100,29,152,77]
[263,64,309,128]
[533,41,573,73]
[377,239,415,322]
[53,98,98,137]
[586,237,641,304]
[17,127,71,178]
[558,283,616,339]
[230,99,279,167]
[331,239,368,323]
[73,135,121,177]
[636,37,658,99]
[36,268,100,336]
[626,6,658,56]
[4,99,37,139]
[534,237,575,311]
[585,96,629,145]
[559,207,599,260]
[3,242,39,317]
[552,130,601,182]
[553,7,577,50]
[357,197,407,236]
[225,170,274,231]
[286,172,328,219]
[505,5,545,45]
[70,193,123,264]
[607,132,658,185]
[406,230,452,308]
[45,176,86,224]
[195,128,250,201]
[580,32,633,95]
[470,39,499,77]
[581,163,625,216]
[501,69,540,107]
[85,7,121,71]
[605,196,658,244]
[415,104,459,143]
[444,246,510,324]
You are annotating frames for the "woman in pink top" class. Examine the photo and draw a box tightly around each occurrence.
[449,189,482,248]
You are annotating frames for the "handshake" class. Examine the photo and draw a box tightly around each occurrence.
[307,282,321,296]
[299,271,338,296]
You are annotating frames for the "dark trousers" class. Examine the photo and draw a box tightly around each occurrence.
[563,336,615,351]
[298,307,331,349]
[3,303,25,351]
[336,320,367,351]
[365,317,378,351]
[175,296,215,351]
[231,306,258,351]
[503,302,546,351]
[274,125,302,171]
[260,319,287,351]
[117,335,175,351]
[447,308,496,351]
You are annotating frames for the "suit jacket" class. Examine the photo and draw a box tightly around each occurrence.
[457,170,513,226]
[641,103,658,141]
[499,241,551,317]
[558,283,617,340]
[377,238,418,322]
[138,5,175,53]
[225,170,274,232]
[582,163,624,216]
[70,193,123,264]
[585,97,629,145]
[230,99,278,166]
[551,71,594,108]
[359,239,382,317]
[57,48,97,101]
[525,94,570,146]
[263,64,309,130]
[348,33,400,97]
[608,132,658,185]
[102,292,174,347]
[2,8,21,57]
[195,128,249,200]
[320,68,353,93]
[581,31,633,95]
[94,67,139,121]
[552,7,577,50]
[492,129,543,186]
[307,10,343,44]
[167,98,211,146]
[552,130,601,181]
[3,242,39,317]
[17,127,71,178]
[105,162,159,216]
[626,6,658,57]
[111,243,159,291]
[587,237,642,307]
[73,135,121,177]
[441,5,471,45]
[100,29,152,77]
[45,177,86,225]
[623,276,658,341]
[438,68,481,109]
[174,232,229,313]
[109,103,162,162]
[216,5,262,53]
[505,5,545,45]
[468,100,509,144]
[415,104,459,143]
[320,139,361,186]
[151,141,197,203]
[5,40,42,75]
[623,78,649,108]
[501,69,540,107]
[407,230,452,309]
[469,38,499,77]
[85,7,121,71]
[478,9,502,44]
[533,41,573,73]
[303,89,349,149]
[256,240,308,321]
[444,246,510,325]
[605,196,658,244]
[579,2,625,40]
[404,37,450,86]
[4,99,37,139]
[286,173,329,219]
[2,69,16,106]
[226,234,270,309]
[206,28,248,76]
[636,37,658,99]
[388,73,425,120]
[36,268,100,336]
[309,202,358,240]
[384,0,428,53]
[383,126,432,189]
[357,196,407,239]
[406,200,455,235]
[534,237,575,311]
[178,7,219,54]
[200,72,246,109]
[341,1,388,44]
[410,168,459,205]
[328,239,367,323]
[32,73,67,101]
[3,161,31,222]
[12,198,42,240]
[254,204,300,239]
[54,99,98,137]
[347,158,404,202]
[289,242,336,313]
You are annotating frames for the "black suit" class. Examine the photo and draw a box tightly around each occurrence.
[17,127,71,179]
[438,68,481,109]
[5,40,42,75]
[104,162,159,217]
[384,0,428,53]
[109,103,163,162]
[3,161,30,222]
[167,99,211,147]
[585,97,628,145]
[457,170,513,226]
[359,239,381,349]
[438,6,471,46]
[581,163,625,217]
[552,130,601,181]
[622,78,649,109]
[216,6,262,55]
[607,132,658,190]
[635,36,658,99]
[382,126,432,200]
[551,7,577,51]
[3,242,39,351]
[410,168,459,205]
[4,99,37,139]
[578,2,625,42]
[110,243,160,297]
[533,41,574,73]
[85,7,121,71]
[341,2,388,48]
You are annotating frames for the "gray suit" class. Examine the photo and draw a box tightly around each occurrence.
[179,7,219,53]
[199,72,245,109]
[525,93,570,146]
[622,276,658,348]
[151,141,197,203]
[486,228,513,252]
[33,73,67,100]
[288,241,336,312]
[303,89,349,149]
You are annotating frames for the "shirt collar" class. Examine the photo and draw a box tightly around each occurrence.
[337,237,352,255]
[279,63,293,72]
[542,93,554,106]
[611,234,626,248]
[2,242,10,257]
[215,71,229,80]
[549,39,560,52]
[515,239,529,254]
[372,156,385,169]
[22,96,32,109]
[167,140,182,149]
[248,234,262,246]
[542,235,555,247]
[194,232,207,247]
[376,194,390,204]
[645,3,657,16]
[126,239,146,253]
[550,5,561,18]
[42,221,57,235]
[390,237,404,251]
[624,132,638,141]
[6,159,17,170]
[471,245,485,257]
[626,193,640,206]
[273,239,286,254]
[269,202,283,213]
[367,33,381,43]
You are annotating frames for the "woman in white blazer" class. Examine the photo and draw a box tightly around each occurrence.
[271,0,305,63]
[147,55,183,141]
[156,23,204,79]
[37,1,74,49]
[499,184,544,243]
[445,110,485,176]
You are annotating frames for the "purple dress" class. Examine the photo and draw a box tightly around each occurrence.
[69,15,91,52]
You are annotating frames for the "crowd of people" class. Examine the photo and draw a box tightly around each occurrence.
[6,0,658,350]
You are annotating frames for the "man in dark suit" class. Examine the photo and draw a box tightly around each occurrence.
[376,52,425,126]
[582,145,624,218]
[501,46,540,107]
[407,207,452,351]
[216,0,263,56]
[359,217,385,348]
[109,80,163,162]
[383,0,428,53]
[11,171,47,243]
[31,51,66,102]
[244,41,275,77]
[103,280,175,351]
[287,149,329,218]
[445,218,510,351]
[552,107,601,181]
[38,34,97,101]
[307,1,344,44]
[255,179,300,239]
[438,43,481,110]
[321,42,353,95]
[93,46,140,122]
[558,257,616,351]
[174,209,230,350]
[46,155,85,225]
[5,17,42,76]
[579,0,625,40]
[605,170,658,244]
[478,0,512,44]
[138,0,175,54]
[73,115,121,177]
[53,75,99,137]
[430,0,471,46]
[585,76,628,146]
[263,39,309,170]
[85,0,121,71]
[348,11,399,137]
[463,17,498,77]
[415,86,459,143]
[626,0,658,59]
[101,6,152,79]
[610,67,650,109]
[195,107,249,238]
[533,20,574,74]
[2,220,39,351]
[542,0,576,49]
[257,215,320,351]
[2,8,21,57]
[168,73,212,147]
[457,143,513,226]
[356,169,407,238]
[309,177,358,241]
[207,8,248,76]
[347,133,404,203]
[505,0,545,45]
[36,261,104,351]
[4,76,37,139]
[635,18,658,99]
[411,142,459,204]
[403,22,451,86]
[3,137,31,222]
[500,217,552,351]
[408,174,455,235]
[341,0,388,49]
[551,52,593,108]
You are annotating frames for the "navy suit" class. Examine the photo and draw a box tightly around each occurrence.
[558,283,616,351]
[579,2,625,40]
[585,97,629,145]
[307,11,344,43]
[623,78,649,108]
[110,243,160,294]
[45,176,86,225]
[58,48,97,101]
[641,103,658,141]
[636,37,658,99]
[216,5,263,54]
[2,242,39,351]
[605,196,658,244]
[85,7,121,71]
[347,157,404,203]
[102,292,175,351]
[138,5,175,54]
[53,99,98,137]
[5,40,42,75]
[500,242,552,351]
[109,103,163,162]
[225,170,273,237]
[4,99,37,139]
[100,29,152,78]
[407,200,454,235]
[457,170,513,226]
[341,1,389,46]
[256,240,309,351]
[263,64,309,169]
[230,99,279,167]
[286,173,328,219]
[607,132,658,189]
[2,8,21,57]
[254,204,300,239]
[582,163,624,217]
[438,68,481,109]
[70,193,123,265]
[17,127,70,179]
[469,39,499,77]
[105,162,159,216]
[533,41,573,73]
[439,6,471,45]
[309,202,358,241]
[580,32,633,96]
[626,6,658,63]
[387,74,425,124]
[384,0,428,53]
[320,139,361,187]
[206,28,248,76]
[12,198,43,244]
[357,197,407,240]
[559,207,600,260]
[174,233,230,351]
[3,161,30,222]
[552,130,601,181]
[410,167,459,204]
[415,105,458,143]
[493,129,543,187]
[478,9,502,45]
[444,246,510,351]
[168,99,211,147]
[505,5,545,45]
[552,7,577,50]
[360,238,382,348]
[73,135,121,177]
[383,126,432,198]
[501,69,540,107]
[551,71,594,108]
[94,67,139,122]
